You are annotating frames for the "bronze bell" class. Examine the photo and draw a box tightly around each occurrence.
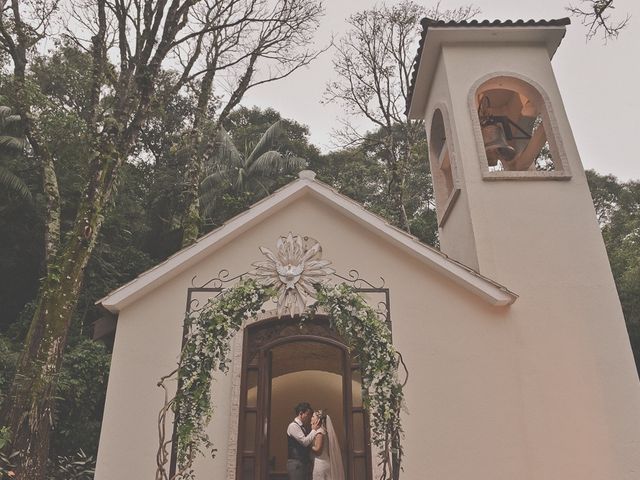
[481,123,517,166]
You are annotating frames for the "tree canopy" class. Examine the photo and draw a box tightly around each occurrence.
[0,1,636,478]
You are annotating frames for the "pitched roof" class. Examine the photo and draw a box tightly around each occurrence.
[405,17,571,117]
[98,171,517,313]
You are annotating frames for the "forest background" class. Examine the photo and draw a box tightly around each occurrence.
[0,0,638,478]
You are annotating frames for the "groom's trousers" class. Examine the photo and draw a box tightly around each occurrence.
[286,458,309,480]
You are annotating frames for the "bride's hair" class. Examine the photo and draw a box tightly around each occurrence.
[314,409,327,428]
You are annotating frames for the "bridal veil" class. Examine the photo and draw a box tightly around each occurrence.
[326,415,345,480]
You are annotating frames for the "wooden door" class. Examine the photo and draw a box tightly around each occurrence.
[237,316,372,480]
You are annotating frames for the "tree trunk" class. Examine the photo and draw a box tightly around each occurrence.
[181,155,203,248]
[2,221,101,477]
[1,142,117,477]
[180,66,217,249]
[386,136,411,233]
[41,147,61,265]
[1,1,189,475]
[180,135,206,249]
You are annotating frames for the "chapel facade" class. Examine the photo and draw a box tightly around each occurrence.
[94,18,640,480]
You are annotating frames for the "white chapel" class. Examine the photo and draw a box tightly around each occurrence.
[94,18,640,480]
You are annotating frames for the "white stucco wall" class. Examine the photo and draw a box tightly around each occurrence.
[417,33,640,479]
[95,185,640,479]
[424,53,480,271]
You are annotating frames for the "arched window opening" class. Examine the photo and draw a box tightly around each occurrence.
[476,76,558,173]
[429,108,459,225]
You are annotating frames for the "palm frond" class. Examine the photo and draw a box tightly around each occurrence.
[247,120,287,165]
[253,178,272,197]
[200,168,230,188]
[200,171,231,212]
[0,166,31,200]
[0,106,12,120]
[283,154,307,171]
[201,170,229,190]
[211,128,242,169]
[0,106,23,130]
[199,185,221,217]
[0,135,26,151]
[202,201,217,218]
[1,114,21,126]
[249,151,306,176]
[0,106,25,152]
[234,167,247,191]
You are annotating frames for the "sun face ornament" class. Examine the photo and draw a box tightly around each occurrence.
[251,233,335,317]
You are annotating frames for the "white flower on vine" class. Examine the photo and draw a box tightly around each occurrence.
[251,233,335,317]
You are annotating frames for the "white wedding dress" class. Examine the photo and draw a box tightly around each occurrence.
[312,416,345,480]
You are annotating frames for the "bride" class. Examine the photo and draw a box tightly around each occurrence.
[310,410,345,480]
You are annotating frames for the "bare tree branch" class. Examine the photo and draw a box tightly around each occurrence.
[568,0,631,41]
[0,1,230,477]
[178,0,325,247]
[324,0,477,234]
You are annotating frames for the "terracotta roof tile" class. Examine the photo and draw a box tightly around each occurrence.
[405,18,571,115]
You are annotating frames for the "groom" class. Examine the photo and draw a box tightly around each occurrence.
[286,402,319,480]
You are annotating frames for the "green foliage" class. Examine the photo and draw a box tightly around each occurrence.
[0,105,30,202]
[316,125,438,246]
[200,119,306,218]
[223,107,321,166]
[0,168,29,202]
[29,44,95,123]
[0,434,19,480]
[0,334,108,469]
[310,284,405,479]
[587,170,640,372]
[0,456,18,480]
[204,107,321,227]
[48,449,95,480]
[587,170,623,226]
[0,336,19,408]
[162,279,404,480]
[0,427,9,451]
[52,340,111,459]
[1,332,110,462]
[76,162,155,335]
[161,279,273,478]
[0,147,41,333]
[143,75,197,258]
[0,107,25,150]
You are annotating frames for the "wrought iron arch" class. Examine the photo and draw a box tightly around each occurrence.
[168,269,391,479]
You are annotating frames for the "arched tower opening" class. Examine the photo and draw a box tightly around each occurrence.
[474,75,565,175]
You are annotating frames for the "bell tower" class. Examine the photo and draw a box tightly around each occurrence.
[407,18,640,479]
[408,18,604,285]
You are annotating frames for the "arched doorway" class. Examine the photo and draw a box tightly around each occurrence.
[237,315,372,480]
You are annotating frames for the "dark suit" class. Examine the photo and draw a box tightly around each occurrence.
[286,420,315,480]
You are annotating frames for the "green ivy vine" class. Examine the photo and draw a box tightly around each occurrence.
[156,278,405,480]
[310,283,405,479]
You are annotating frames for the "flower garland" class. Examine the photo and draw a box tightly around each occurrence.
[156,279,274,480]
[157,278,404,480]
[310,283,405,480]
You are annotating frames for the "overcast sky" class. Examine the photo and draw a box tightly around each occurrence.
[241,0,640,181]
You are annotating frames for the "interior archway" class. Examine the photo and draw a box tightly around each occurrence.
[269,341,346,476]
[237,315,371,480]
